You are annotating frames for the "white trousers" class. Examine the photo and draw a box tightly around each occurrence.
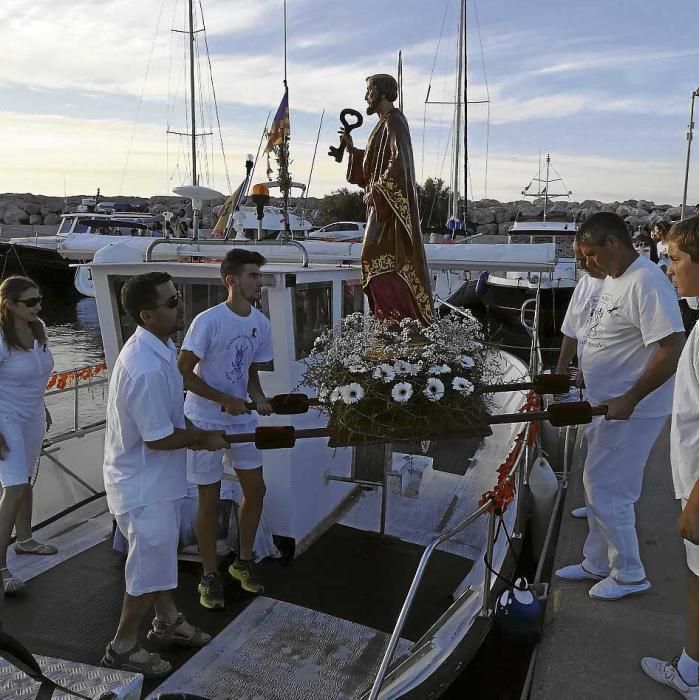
[581,415,667,583]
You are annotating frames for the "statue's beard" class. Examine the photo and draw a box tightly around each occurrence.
[366,103,376,116]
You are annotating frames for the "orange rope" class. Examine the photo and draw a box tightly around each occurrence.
[478,391,541,514]
[46,362,107,391]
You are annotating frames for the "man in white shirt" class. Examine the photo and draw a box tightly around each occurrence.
[555,212,685,600]
[642,215,699,698]
[178,249,273,609]
[101,272,226,678]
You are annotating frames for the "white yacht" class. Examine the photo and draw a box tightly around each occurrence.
[4,242,577,699]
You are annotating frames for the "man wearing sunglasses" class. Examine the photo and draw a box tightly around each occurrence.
[178,249,274,609]
[101,272,226,678]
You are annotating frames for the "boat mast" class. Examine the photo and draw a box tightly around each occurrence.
[280,0,292,240]
[543,154,550,222]
[451,0,465,222]
[681,88,699,219]
[188,0,197,187]
[463,0,468,221]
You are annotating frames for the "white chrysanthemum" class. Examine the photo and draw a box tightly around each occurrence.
[428,364,450,375]
[340,383,364,405]
[424,377,445,401]
[391,381,413,403]
[372,363,396,383]
[394,359,413,375]
[459,355,475,368]
[452,377,474,395]
[330,387,342,403]
[349,363,367,374]
[318,386,329,403]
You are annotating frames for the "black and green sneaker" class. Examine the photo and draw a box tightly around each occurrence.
[228,559,265,594]
[197,572,224,609]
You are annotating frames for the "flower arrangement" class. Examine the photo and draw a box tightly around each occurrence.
[301,312,503,443]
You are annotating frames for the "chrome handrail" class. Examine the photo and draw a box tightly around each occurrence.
[368,437,528,700]
[144,237,310,267]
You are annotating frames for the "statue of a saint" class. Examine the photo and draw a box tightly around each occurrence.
[341,74,433,325]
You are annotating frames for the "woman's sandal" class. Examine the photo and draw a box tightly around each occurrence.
[100,641,172,679]
[146,612,211,648]
[14,539,58,556]
[0,568,25,594]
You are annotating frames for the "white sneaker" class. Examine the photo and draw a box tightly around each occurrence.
[641,657,699,698]
[554,563,605,581]
[571,506,587,518]
[589,575,651,600]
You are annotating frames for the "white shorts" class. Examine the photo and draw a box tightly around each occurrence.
[682,499,699,577]
[115,498,183,597]
[0,413,45,488]
[186,418,262,485]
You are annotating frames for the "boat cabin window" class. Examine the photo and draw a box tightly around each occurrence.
[291,282,332,360]
[111,276,272,370]
[58,219,74,234]
[342,280,364,317]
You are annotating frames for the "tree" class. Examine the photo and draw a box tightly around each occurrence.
[417,178,452,232]
[315,188,365,227]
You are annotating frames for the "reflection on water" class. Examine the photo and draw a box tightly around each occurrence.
[41,297,107,434]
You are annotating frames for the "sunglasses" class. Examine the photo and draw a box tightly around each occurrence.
[15,296,42,308]
[152,292,182,310]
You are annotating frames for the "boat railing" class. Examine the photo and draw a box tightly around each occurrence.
[44,362,109,439]
[368,435,529,700]
[144,237,310,267]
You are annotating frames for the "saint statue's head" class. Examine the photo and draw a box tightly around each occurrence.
[365,74,398,115]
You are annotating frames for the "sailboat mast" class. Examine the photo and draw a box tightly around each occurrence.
[188,0,197,186]
[463,0,468,216]
[451,1,464,221]
[544,153,550,222]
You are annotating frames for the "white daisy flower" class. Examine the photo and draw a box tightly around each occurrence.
[349,363,367,373]
[452,377,474,395]
[459,355,475,368]
[428,364,450,375]
[372,364,396,383]
[391,382,413,403]
[424,377,445,401]
[340,383,364,405]
[330,387,342,403]
[394,359,413,375]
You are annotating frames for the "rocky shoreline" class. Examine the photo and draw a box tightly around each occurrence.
[0,192,697,232]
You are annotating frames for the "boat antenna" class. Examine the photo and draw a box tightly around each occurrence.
[397,51,404,112]
[681,87,699,219]
[302,109,325,221]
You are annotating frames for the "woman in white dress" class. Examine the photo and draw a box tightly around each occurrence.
[0,276,57,594]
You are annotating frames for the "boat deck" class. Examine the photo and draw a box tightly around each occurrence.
[530,420,688,699]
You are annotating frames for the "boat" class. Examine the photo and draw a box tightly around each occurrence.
[3,236,578,698]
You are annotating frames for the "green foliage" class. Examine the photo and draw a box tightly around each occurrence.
[417,177,452,232]
[315,188,365,227]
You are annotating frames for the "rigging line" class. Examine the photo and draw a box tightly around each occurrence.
[425,124,454,228]
[198,0,232,194]
[118,0,168,196]
[471,0,491,199]
[549,163,572,198]
[302,109,325,220]
[166,0,180,128]
[248,111,272,199]
[194,35,211,187]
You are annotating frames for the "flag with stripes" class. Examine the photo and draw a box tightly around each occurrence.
[264,91,290,153]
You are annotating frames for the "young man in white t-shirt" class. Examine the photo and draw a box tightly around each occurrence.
[101,273,225,678]
[555,212,685,601]
[178,249,273,609]
[642,215,699,698]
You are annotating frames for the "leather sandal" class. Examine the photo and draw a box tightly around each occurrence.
[147,612,211,648]
[0,568,25,594]
[100,641,171,678]
[14,539,58,556]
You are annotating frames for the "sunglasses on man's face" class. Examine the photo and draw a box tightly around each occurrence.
[15,296,42,308]
[152,292,182,310]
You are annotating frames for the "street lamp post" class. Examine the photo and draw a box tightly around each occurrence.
[681,88,699,220]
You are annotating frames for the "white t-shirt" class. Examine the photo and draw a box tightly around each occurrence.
[580,254,684,418]
[0,327,54,421]
[560,274,605,359]
[182,303,273,427]
[103,326,187,516]
[657,240,668,257]
[671,323,699,499]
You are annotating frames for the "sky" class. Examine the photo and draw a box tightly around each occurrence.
[0,0,698,205]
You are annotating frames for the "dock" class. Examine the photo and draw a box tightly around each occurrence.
[530,420,689,699]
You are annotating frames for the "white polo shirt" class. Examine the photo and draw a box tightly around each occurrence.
[0,326,54,422]
[103,326,187,516]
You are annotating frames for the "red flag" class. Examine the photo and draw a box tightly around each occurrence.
[264,91,290,153]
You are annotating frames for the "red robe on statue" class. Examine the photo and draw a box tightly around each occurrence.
[347,108,433,325]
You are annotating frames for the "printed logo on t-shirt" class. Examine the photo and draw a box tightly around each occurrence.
[225,333,256,384]
[582,292,619,351]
